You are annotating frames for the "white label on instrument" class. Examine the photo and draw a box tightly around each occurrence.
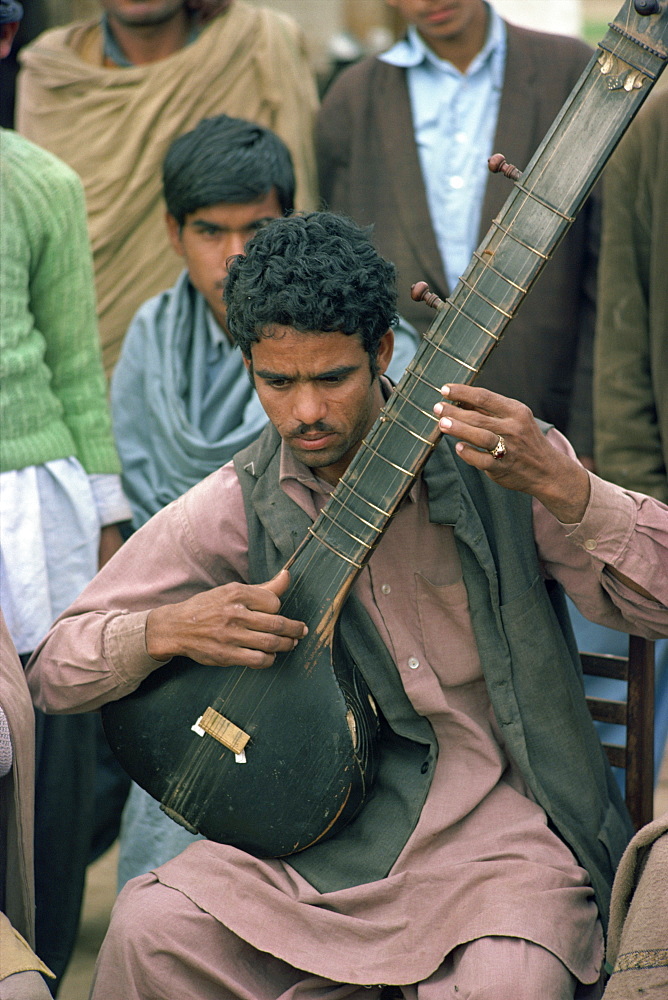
[235,751,247,764]
[191,716,205,737]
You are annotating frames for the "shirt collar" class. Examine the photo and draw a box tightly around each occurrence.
[379,1,505,79]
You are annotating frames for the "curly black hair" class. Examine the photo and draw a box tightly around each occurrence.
[224,213,398,367]
[163,114,295,225]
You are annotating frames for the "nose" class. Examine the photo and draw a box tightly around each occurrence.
[291,384,328,428]
[225,229,250,259]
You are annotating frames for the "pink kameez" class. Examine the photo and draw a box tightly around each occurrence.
[26,431,668,990]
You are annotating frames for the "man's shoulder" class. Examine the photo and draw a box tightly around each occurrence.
[505,21,592,71]
[23,18,102,60]
[320,55,404,110]
[0,129,83,211]
[1,128,78,181]
[219,0,308,53]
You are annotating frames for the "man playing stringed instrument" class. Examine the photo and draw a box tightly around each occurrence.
[26,213,668,999]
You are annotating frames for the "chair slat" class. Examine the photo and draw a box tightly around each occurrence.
[581,637,655,831]
[585,697,627,726]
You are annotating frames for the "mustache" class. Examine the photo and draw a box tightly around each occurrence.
[289,422,335,438]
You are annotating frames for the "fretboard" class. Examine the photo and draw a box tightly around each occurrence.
[289,0,668,595]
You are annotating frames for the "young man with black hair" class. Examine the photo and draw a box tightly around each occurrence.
[111,118,419,888]
[28,213,668,999]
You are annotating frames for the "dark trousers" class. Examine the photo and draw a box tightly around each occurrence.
[26,662,129,995]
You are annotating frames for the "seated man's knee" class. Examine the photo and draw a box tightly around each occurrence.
[432,936,577,1000]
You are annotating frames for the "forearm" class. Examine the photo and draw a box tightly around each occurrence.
[529,447,591,525]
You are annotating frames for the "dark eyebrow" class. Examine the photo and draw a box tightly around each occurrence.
[190,220,225,232]
[190,216,276,234]
[253,364,359,382]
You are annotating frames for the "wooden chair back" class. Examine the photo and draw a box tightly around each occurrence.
[581,635,655,831]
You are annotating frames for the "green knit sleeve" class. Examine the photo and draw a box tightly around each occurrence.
[0,131,120,474]
[30,153,121,474]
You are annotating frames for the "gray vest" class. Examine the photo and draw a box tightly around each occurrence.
[233,426,632,930]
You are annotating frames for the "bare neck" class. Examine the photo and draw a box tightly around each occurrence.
[106,10,192,65]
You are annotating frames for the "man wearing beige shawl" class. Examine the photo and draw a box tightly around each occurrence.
[602,811,668,998]
[16,0,319,376]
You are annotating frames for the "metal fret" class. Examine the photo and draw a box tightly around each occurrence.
[318,508,376,549]
[360,441,415,477]
[426,338,481,373]
[458,277,516,319]
[513,182,575,222]
[472,251,530,293]
[325,494,381,533]
[382,413,437,446]
[306,527,364,568]
[336,481,394,519]
[491,220,551,260]
[444,297,501,341]
[389,386,441,423]
[405,368,443,393]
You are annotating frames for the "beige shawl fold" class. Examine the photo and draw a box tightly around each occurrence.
[603,811,668,998]
[17,2,319,376]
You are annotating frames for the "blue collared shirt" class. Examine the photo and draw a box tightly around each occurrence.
[380,4,506,292]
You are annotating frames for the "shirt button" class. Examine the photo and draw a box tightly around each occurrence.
[421,761,429,774]
[381,584,391,595]
[449,175,464,189]
[584,539,597,551]
[408,657,420,670]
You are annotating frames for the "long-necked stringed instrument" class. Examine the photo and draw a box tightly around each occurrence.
[102,0,668,857]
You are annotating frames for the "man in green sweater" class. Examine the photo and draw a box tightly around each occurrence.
[0,2,130,987]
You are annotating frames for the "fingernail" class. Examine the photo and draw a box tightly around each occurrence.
[434,402,443,415]
[440,417,452,429]
[441,385,451,395]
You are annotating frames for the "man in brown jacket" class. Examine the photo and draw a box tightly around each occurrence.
[316,0,598,459]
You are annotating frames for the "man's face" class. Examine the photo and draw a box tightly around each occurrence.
[246,326,394,485]
[101,0,188,28]
[386,0,486,49]
[166,188,283,332]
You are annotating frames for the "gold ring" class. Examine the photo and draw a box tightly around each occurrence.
[489,435,507,460]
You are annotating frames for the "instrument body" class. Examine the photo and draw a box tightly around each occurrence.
[102,0,668,856]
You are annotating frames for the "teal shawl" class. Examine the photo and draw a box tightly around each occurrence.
[111,271,268,527]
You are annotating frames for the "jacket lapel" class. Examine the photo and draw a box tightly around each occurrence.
[479,23,540,240]
[377,63,451,296]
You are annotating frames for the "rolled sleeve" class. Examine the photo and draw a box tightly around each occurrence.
[534,450,668,636]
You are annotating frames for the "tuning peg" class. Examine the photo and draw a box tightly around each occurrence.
[634,0,660,15]
[488,153,522,181]
[411,281,446,311]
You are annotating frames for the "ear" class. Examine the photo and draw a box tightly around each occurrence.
[242,354,255,384]
[0,23,19,61]
[376,328,394,376]
[165,212,185,258]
